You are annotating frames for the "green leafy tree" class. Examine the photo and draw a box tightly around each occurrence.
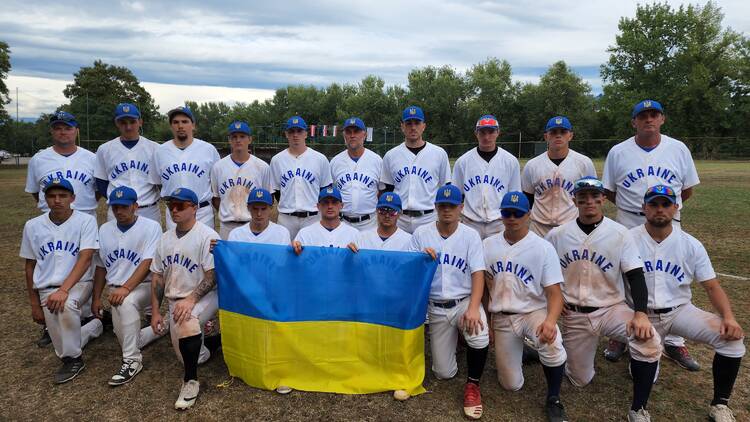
[465,58,519,134]
[0,41,10,123]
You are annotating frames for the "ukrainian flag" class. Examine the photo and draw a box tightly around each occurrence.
[214,242,436,395]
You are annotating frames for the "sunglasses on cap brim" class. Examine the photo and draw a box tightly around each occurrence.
[501,209,528,219]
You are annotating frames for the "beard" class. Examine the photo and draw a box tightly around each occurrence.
[177,133,188,142]
[647,216,671,228]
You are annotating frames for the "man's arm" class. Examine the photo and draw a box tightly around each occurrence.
[211,197,220,211]
[46,249,95,313]
[604,189,616,204]
[24,259,44,324]
[702,279,743,340]
[188,269,216,302]
[92,266,107,317]
[537,283,564,344]
[681,187,693,203]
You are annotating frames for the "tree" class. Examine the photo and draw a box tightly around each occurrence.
[465,58,519,133]
[0,41,10,123]
[63,60,160,141]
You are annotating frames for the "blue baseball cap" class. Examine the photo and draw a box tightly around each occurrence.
[545,116,573,132]
[644,185,676,204]
[343,117,366,131]
[500,191,530,214]
[377,192,402,211]
[631,100,664,118]
[166,187,199,204]
[43,177,75,194]
[167,106,195,123]
[114,103,141,121]
[475,115,500,131]
[572,176,605,194]
[49,111,78,128]
[228,120,252,136]
[285,115,308,130]
[109,186,138,206]
[434,184,463,205]
[247,188,273,206]
[402,105,425,122]
[318,186,342,202]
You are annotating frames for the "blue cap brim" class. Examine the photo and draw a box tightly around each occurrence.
[435,199,461,205]
[501,205,529,213]
[109,199,136,206]
[50,120,77,127]
[319,194,342,201]
[377,204,401,211]
[402,117,424,122]
[115,114,140,121]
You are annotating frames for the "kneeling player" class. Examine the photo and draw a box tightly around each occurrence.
[633,185,744,421]
[411,184,489,420]
[92,186,166,385]
[349,192,411,253]
[150,188,220,410]
[226,188,291,245]
[484,192,567,422]
[293,186,358,252]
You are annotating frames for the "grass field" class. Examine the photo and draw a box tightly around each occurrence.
[0,161,748,421]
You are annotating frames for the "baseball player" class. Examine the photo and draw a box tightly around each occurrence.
[210,120,270,239]
[226,188,291,245]
[632,185,744,422]
[410,184,489,420]
[91,186,165,386]
[483,192,568,422]
[149,187,220,410]
[381,106,451,234]
[293,186,359,253]
[330,117,383,231]
[270,116,333,239]
[95,103,162,223]
[19,178,104,383]
[545,177,662,422]
[348,192,412,253]
[155,106,221,230]
[602,100,700,370]
[452,115,521,239]
[521,116,596,238]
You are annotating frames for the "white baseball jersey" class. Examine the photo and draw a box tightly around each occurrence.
[96,217,162,286]
[330,149,383,215]
[381,142,451,211]
[545,217,642,307]
[453,147,521,222]
[354,227,412,251]
[410,223,485,300]
[19,211,99,289]
[521,149,596,226]
[154,139,220,203]
[25,147,98,212]
[483,231,563,314]
[150,221,219,300]
[603,135,699,218]
[227,222,291,245]
[630,225,715,309]
[210,155,270,222]
[295,222,359,248]
[269,148,333,213]
[95,137,161,206]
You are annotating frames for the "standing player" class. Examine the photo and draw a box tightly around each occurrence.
[381,106,451,234]
[545,177,662,422]
[210,120,270,239]
[330,117,383,231]
[19,178,104,383]
[155,106,220,230]
[410,184,489,420]
[633,185,744,422]
[150,187,220,410]
[92,186,165,386]
[270,116,333,239]
[95,103,161,223]
[521,116,595,237]
[226,188,291,245]
[452,115,520,239]
[483,192,568,422]
[293,187,359,252]
[348,192,412,253]
[602,100,700,370]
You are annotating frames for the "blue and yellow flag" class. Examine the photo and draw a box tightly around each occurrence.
[214,242,436,395]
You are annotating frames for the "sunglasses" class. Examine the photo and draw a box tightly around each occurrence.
[377,207,399,216]
[573,178,604,192]
[501,209,527,219]
[645,185,675,197]
[167,201,193,211]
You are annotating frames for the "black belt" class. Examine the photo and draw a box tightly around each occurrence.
[403,209,434,217]
[430,298,465,309]
[565,303,600,313]
[648,307,675,314]
[138,201,158,209]
[199,201,210,208]
[341,214,371,223]
[283,211,318,218]
[499,311,518,316]
[224,220,250,225]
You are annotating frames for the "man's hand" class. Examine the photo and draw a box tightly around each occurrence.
[535,318,558,344]
[108,286,130,306]
[424,247,437,260]
[150,312,166,335]
[627,312,654,340]
[91,297,103,319]
[720,318,744,341]
[347,242,359,253]
[46,289,69,314]
[173,296,197,324]
[209,239,218,253]
[31,303,45,324]
[460,306,484,336]
[292,241,303,256]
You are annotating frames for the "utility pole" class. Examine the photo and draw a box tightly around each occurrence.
[15,87,19,166]
[85,91,90,148]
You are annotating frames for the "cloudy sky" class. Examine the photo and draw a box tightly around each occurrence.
[3,0,748,118]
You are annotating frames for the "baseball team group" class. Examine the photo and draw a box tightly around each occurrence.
[19,100,745,422]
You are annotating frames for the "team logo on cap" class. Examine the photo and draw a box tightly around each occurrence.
[643,100,652,107]
[443,188,451,197]
[510,194,519,203]
[326,187,334,194]
[555,118,563,124]
[409,108,416,115]
[174,188,181,195]
[115,190,123,198]
[234,122,241,129]
[51,178,61,184]
[385,194,393,202]
[56,112,66,119]
[123,105,130,113]
[255,190,263,198]
[349,119,355,125]
[292,118,299,124]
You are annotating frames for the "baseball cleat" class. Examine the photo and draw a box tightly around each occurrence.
[393,389,410,401]
[709,404,736,422]
[545,396,568,422]
[603,339,628,362]
[36,327,52,348]
[54,357,86,384]
[627,408,651,422]
[109,359,143,386]
[175,380,200,410]
[663,345,700,371]
[462,382,483,420]
[275,385,293,394]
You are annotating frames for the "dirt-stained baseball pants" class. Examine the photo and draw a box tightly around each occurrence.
[39,281,103,359]
[277,213,319,240]
[111,282,165,362]
[429,297,490,380]
[167,289,218,365]
[529,220,558,238]
[219,221,248,240]
[461,216,504,240]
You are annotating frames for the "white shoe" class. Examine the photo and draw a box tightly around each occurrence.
[393,389,410,401]
[108,359,143,386]
[627,408,651,422]
[174,380,200,410]
[275,385,293,394]
[709,404,736,422]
